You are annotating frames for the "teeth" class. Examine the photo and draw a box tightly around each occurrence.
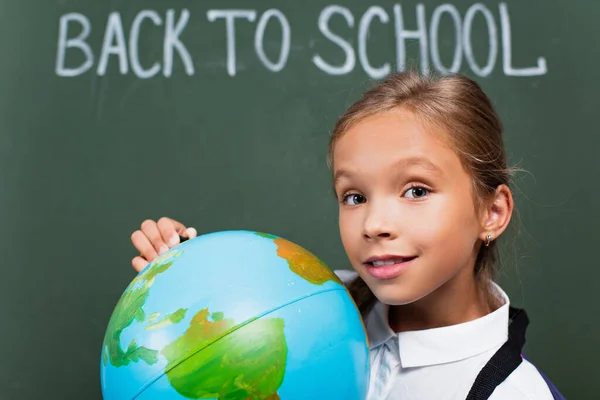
[372,259,403,267]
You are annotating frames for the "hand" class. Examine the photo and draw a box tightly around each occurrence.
[130,217,197,272]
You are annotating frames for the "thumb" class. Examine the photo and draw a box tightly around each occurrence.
[178,227,197,243]
[170,219,190,237]
[185,227,197,239]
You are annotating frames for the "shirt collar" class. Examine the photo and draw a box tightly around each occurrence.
[365,283,510,368]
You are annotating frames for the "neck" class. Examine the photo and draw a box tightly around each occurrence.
[389,269,497,333]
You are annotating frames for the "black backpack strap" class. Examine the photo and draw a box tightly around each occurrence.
[466,307,529,400]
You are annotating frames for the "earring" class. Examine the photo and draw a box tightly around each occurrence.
[484,233,493,247]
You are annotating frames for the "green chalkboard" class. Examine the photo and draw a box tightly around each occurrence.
[1,0,596,398]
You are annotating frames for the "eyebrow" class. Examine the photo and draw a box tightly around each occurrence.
[333,169,352,185]
[394,156,445,176]
[333,156,444,184]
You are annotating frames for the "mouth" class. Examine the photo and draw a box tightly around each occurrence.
[364,255,417,266]
[363,255,417,280]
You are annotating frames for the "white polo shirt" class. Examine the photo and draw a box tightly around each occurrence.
[335,270,554,400]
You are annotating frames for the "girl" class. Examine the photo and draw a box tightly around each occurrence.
[129,72,560,399]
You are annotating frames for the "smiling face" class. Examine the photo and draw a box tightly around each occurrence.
[333,108,485,306]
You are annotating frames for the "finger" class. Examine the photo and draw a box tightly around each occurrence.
[140,219,169,255]
[131,230,159,262]
[169,218,195,240]
[186,227,197,239]
[157,217,182,248]
[177,227,198,244]
[132,256,149,272]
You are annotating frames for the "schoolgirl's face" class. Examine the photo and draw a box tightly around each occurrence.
[333,108,485,306]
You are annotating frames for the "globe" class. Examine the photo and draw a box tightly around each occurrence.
[100,230,370,399]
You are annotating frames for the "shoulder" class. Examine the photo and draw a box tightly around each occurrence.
[490,358,555,399]
[333,269,358,286]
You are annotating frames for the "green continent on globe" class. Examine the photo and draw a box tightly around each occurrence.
[161,308,287,400]
[254,232,277,240]
[146,308,188,331]
[255,233,342,286]
[103,249,183,367]
[148,312,160,323]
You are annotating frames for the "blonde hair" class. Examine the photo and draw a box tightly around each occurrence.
[328,71,514,315]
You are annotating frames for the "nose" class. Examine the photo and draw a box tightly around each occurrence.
[362,201,398,241]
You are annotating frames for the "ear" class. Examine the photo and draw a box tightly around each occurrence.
[479,184,514,243]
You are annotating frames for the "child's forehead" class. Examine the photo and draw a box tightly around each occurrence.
[331,114,471,188]
[333,110,455,164]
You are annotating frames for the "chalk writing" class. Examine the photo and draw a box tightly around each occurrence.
[55,3,547,79]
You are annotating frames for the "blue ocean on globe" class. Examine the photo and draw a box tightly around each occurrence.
[100,230,370,400]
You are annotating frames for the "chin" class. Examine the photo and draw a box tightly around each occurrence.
[367,279,429,306]
[373,291,422,306]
